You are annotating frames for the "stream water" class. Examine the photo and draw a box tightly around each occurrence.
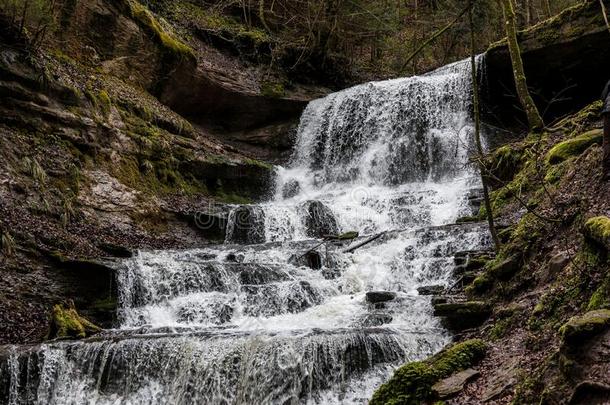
[1,58,490,404]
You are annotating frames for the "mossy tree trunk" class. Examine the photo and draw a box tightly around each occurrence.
[470,1,501,252]
[499,0,544,132]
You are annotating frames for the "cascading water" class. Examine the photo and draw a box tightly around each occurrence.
[0,58,490,404]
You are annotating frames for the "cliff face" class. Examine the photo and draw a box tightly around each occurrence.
[483,0,610,132]
[0,0,340,344]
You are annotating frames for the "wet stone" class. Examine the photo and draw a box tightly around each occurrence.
[366,291,397,304]
[417,285,445,296]
[432,368,480,398]
[300,200,339,238]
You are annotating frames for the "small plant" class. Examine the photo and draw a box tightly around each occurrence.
[1,228,16,258]
[23,156,47,186]
[60,195,76,229]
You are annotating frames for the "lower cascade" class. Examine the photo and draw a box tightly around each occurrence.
[0,59,491,404]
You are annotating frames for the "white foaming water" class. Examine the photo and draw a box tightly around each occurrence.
[1,58,491,404]
[254,58,480,242]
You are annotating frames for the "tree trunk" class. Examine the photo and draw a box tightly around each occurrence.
[602,113,610,180]
[500,0,544,132]
[543,0,552,17]
[469,1,501,251]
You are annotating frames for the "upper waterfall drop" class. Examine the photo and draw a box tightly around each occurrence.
[261,57,481,242]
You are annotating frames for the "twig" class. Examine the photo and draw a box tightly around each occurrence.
[342,232,386,254]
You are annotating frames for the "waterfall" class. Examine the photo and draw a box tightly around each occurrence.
[0,58,490,404]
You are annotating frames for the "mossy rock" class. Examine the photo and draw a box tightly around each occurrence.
[48,301,102,340]
[485,144,525,186]
[124,0,194,59]
[560,309,610,346]
[433,301,491,331]
[469,273,493,295]
[455,216,479,224]
[583,216,610,250]
[489,254,522,280]
[370,339,486,404]
[546,129,603,165]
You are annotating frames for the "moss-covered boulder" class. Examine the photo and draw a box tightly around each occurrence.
[546,129,603,164]
[583,216,610,250]
[559,309,610,346]
[48,301,102,340]
[489,254,522,280]
[433,301,492,331]
[370,339,487,404]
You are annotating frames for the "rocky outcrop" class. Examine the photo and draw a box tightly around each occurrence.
[560,309,610,346]
[483,0,610,129]
[300,200,339,238]
[370,339,486,404]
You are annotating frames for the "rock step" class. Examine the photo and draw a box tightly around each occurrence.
[432,368,480,399]
[433,301,491,332]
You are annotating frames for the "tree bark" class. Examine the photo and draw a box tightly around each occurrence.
[469,1,501,251]
[500,0,544,132]
[543,0,552,17]
[602,113,610,180]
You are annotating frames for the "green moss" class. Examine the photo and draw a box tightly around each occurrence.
[260,81,286,98]
[456,215,479,224]
[470,273,493,294]
[559,309,610,345]
[370,339,486,404]
[49,302,101,339]
[181,5,270,44]
[126,0,194,58]
[583,216,610,249]
[546,129,603,165]
[243,157,274,170]
[486,144,524,184]
[98,90,112,116]
[587,283,609,311]
[543,160,569,184]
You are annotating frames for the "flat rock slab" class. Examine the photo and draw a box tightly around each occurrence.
[432,368,480,398]
[366,291,396,304]
[417,285,445,295]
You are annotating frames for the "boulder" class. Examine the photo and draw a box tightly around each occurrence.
[583,216,610,250]
[546,129,603,164]
[489,254,522,280]
[281,179,301,199]
[433,301,491,331]
[300,200,339,238]
[543,252,571,281]
[418,285,445,296]
[225,205,265,244]
[289,250,323,269]
[366,291,397,304]
[568,381,610,405]
[191,204,230,240]
[560,309,610,346]
[432,368,480,399]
